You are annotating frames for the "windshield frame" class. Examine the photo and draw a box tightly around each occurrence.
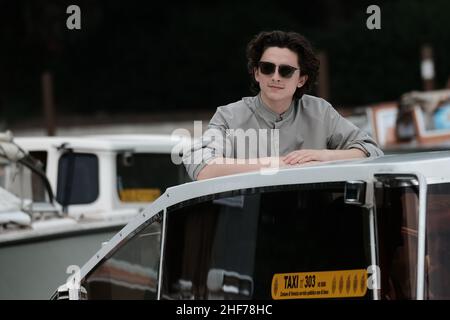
[374,173,427,300]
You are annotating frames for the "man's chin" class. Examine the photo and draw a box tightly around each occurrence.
[266,94,290,102]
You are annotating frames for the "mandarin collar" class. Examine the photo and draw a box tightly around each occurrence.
[256,94,296,123]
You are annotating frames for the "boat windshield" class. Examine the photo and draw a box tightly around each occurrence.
[161,182,373,300]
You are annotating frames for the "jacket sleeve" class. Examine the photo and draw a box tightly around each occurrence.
[182,107,233,180]
[326,106,384,157]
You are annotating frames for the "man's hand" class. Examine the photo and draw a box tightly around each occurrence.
[282,148,367,165]
[282,149,333,165]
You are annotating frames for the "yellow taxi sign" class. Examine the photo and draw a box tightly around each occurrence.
[119,188,161,202]
[272,269,368,299]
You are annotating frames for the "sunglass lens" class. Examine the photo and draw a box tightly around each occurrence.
[279,65,296,78]
[259,62,276,75]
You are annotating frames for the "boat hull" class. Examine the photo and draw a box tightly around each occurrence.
[0,227,121,299]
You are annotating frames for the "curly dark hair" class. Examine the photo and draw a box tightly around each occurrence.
[246,30,320,100]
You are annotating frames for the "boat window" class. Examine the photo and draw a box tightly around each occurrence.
[56,153,99,205]
[425,183,450,299]
[375,178,419,299]
[82,212,162,299]
[161,182,372,300]
[376,180,450,300]
[0,161,48,203]
[116,153,187,202]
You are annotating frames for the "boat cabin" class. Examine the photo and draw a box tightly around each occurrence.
[56,151,450,300]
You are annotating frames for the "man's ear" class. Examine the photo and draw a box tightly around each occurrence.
[298,74,308,87]
[254,67,260,83]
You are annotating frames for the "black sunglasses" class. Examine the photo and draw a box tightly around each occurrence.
[258,61,299,79]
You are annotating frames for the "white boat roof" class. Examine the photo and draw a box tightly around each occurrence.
[163,151,450,205]
[14,134,188,153]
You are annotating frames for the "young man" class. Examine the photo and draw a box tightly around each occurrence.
[183,30,383,180]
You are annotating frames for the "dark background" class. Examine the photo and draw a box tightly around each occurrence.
[1,0,449,125]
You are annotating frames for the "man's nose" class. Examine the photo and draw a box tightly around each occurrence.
[271,68,282,82]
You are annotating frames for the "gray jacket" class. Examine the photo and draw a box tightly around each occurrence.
[183,94,383,180]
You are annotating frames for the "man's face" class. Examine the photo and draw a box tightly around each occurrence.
[254,47,308,105]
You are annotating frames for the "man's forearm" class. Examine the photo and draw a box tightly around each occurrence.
[196,150,366,180]
[332,148,367,160]
[197,157,277,180]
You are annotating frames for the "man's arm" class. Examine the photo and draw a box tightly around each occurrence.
[282,148,366,165]
[197,149,366,180]
[326,105,384,157]
[197,157,282,180]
